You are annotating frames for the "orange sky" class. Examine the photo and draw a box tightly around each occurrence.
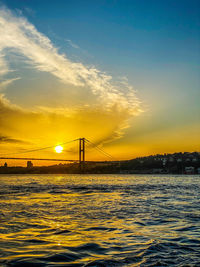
[0,6,199,166]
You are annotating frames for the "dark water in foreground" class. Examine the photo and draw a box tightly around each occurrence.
[0,175,200,266]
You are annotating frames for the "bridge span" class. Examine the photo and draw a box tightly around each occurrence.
[0,138,114,171]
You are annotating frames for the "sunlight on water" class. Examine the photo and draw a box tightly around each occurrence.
[0,174,200,266]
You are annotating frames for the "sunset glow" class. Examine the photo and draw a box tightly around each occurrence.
[0,1,199,166]
[54,146,63,153]
[0,2,199,266]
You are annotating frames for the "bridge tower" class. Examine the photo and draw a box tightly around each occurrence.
[79,138,85,172]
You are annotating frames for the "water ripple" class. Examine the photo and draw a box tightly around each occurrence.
[0,174,200,266]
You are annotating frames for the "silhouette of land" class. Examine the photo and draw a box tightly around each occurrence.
[0,152,200,174]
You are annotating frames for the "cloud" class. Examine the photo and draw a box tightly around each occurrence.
[66,39,80,49]
[0,53,10,76]
[0,77,20,91]
[0,7,141,112]
[0,135,26,144]
[0,93,135,152]
[0,6,143,156]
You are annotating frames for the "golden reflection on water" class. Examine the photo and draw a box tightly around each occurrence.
[0,174,200,265]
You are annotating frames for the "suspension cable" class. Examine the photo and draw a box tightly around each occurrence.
[85,139,115,160]
[0,138,79,157]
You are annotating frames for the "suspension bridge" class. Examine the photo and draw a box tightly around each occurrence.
[0,138,115,172]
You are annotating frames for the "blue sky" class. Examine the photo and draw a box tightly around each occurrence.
[4,1,200,66]
[0,0,199,159]
[5,0,199,104]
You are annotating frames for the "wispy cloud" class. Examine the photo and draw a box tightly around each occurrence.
[0,93,135,155]
[0,53,9,76]
[0,134,27,144]
[0,7,141,113]
[0,6,143,151]
[66,39,80,49]
[0,77,20,91]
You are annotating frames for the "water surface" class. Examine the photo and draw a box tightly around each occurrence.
[0,174,200,266]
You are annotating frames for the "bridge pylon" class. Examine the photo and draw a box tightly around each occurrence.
[79,138,85,172]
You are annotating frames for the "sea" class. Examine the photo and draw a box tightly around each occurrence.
[0,174,200,266]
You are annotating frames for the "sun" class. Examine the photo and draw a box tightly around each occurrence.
[54,145,63,153]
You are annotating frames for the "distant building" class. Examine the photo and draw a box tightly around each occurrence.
[4,162,7,168]
[192,158,197,162]
[27,161,33,168]
[162,158,167,166]
[185,166,194,174]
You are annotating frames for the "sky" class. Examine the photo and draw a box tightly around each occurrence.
[0,0,199,164]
